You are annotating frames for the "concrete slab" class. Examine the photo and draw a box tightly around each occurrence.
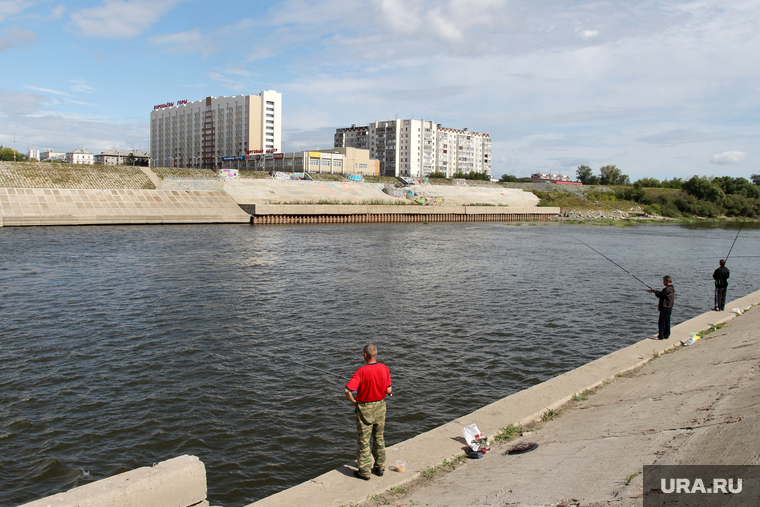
[246,291,760,507]
[20,455,208,507]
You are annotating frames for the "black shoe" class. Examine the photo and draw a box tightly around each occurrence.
[354,470,370,481]
[372,467,384,477]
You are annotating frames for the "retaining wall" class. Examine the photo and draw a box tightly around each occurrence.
[0,188,251,226]
[20,455,210,507]
[246,204,559,224]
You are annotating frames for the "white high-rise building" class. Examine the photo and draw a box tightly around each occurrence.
[150,90,281,169]
[335,119,491,178]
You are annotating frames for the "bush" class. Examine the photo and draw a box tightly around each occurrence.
[643,204,661,216]
[661,203,681,218]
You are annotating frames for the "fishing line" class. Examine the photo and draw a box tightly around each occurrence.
[251,351,347,379]
[572,236,654,290]
[725,220,745,262]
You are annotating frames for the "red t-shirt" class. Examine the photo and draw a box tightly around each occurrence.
[345,362,391,402]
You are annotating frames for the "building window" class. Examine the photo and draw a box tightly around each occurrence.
[309,159,319,166]
[321,160,330,167]
[333,161,342,168]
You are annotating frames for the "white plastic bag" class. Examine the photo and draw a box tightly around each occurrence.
[462,423,490,453]
[732,308,744,315]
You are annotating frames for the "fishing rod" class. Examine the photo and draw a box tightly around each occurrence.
[572,236,654,291]
[725,220,745,262]
[257,353,347,379]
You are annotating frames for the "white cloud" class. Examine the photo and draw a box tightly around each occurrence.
[50,5,65,19]
[0,27,36,52]
[0,0,33,22]
[0,89,48,116]
[372,0,507,48]
[150,28,208,55]
[578,30,598,39]
[710,151,748,164]
[69,0,185,38]
[71,81,97,93]
[24,84,70,96]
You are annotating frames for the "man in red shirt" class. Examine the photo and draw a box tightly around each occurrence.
[344,344,392,480]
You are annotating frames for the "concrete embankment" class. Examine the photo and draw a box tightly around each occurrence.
[246,290,760,507]
[0,166,557,226]
[0,187,251,226]
[20,455,210,507]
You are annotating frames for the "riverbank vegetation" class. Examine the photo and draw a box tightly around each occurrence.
[534,169,760,219]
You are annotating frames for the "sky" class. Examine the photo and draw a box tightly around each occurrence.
[1,0,759,180]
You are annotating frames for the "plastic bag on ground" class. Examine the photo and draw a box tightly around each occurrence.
[462,423,490,454]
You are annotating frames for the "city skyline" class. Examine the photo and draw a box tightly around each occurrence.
[1,0,758,180]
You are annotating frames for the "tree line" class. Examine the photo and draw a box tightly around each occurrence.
[0,146,29,162]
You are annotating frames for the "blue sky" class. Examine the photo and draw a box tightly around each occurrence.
[1,0,758,180]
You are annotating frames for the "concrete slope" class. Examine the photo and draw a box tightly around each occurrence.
[223,180,542,207]
[0,188,251,226]
[223,179,404,204]
[246,291,760,507]
[405,184,541,206]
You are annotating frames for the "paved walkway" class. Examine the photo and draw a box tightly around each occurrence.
[390,305,760,507]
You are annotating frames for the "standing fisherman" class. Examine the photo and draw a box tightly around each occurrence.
[650,276,675,340]
[344,344,392,480]
[713,259,730,311]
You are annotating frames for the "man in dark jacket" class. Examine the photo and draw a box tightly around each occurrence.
[713,259,730,311]
[650,276,675,339]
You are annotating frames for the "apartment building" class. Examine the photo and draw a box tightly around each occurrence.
[335,119,491,178]
[95,150,151,166]
[234,147,378,176]
[39,151,65,162]
[65,149,94,165]
[150,90,281,169]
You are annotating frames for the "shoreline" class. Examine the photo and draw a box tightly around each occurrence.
[246,290,760,507]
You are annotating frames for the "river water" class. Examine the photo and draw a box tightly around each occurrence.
[1,221,758,506]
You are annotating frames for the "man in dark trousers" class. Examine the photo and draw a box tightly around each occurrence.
[650,276,675,339]
[344,344,392,480]
[713,259,730,311]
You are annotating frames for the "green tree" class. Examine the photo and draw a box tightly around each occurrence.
[661,177,683,189]
[712,176,760,199]
[124,153,136,166]
[599,165,630,185]
[576,165,599,185]
[0,145,29,161]
[634,177,661,188]
[427,171,447,179]
[681,176,725,203]
[751,174,760,186]
[500,174,519,182]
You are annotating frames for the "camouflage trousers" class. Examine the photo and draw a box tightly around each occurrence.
[355,400,386,475]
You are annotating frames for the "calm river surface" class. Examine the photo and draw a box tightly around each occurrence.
[1,221,758,506]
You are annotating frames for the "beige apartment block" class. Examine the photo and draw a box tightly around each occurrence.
[231,147,378,176]
[317,147,378,175]
[150,90,281,170]
[336,119,491,178]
